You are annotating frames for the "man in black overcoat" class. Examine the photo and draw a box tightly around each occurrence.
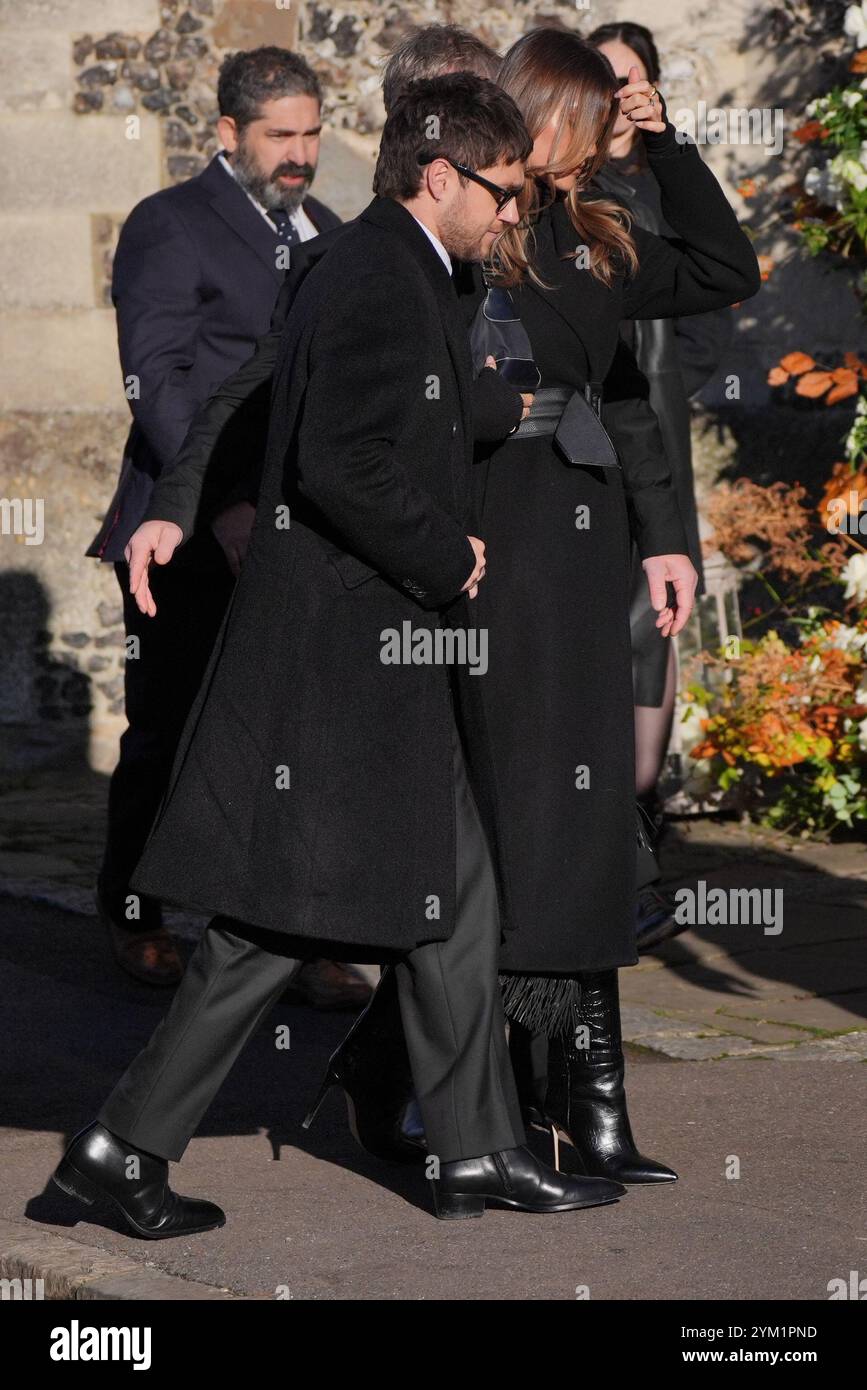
[54,76,626,1229]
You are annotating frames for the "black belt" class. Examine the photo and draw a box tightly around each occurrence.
[510,383,603,441]
[505,382,621,470]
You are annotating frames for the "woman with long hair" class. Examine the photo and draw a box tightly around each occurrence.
[450,26,759,1182]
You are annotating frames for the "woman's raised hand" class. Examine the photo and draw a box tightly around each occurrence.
[615,65,666,134]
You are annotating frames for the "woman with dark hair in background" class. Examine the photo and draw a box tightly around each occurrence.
[453,26,759,1183]
[588,21,736,953]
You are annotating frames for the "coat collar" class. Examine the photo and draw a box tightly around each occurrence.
[359,197,473,459]
[199,155,283,284]
[360,196,455,300]
[521,195,616,380]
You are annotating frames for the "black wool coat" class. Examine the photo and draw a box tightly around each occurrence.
[594,156,733,704]
[450,122,760,975]
[132,198,483,954]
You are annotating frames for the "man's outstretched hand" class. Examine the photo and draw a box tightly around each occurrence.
[642,553,698,638]
[125,520,184,617]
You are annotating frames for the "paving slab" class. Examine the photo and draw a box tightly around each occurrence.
[0,1219,242,1300]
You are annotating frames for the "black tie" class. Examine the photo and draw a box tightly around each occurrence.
[270,207,301,265]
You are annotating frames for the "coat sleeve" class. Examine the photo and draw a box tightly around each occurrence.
[620,116,761,320]
[601,339,690,560]
[140,322,281,539]
[295,270,476,608]
[472,366,524,442]
[141,232,349,540]
[111,195,205,473]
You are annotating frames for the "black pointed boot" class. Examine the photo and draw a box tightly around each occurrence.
[303,965,426,1164]
[52,1122,226,1238]
[432,1145,626,1219]
[542,970,677,1184]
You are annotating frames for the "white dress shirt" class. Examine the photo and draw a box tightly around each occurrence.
[218,152,318,242]
[409,213,453,276]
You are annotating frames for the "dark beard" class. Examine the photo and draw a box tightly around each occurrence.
[438,191,490,264]
[232,141,314,213]
[438,211,485,264]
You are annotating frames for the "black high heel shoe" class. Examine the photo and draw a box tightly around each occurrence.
[509,975,677,1184]
[303,966,426,1164]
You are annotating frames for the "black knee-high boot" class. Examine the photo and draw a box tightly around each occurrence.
[541,970,676,1183]
[303,965,425,1164]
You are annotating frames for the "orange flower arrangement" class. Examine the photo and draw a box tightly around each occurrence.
[792,119,830,142]
[704,479,824,581]
[817,459,867,527]
[683,623,867,831]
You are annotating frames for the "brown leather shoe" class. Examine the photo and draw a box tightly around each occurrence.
[285,959,372,1012]
[96,888,183,987]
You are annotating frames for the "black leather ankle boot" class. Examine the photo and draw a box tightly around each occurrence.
[431,1145,625,1219]
[303,965,425,1164]
[542,970,677,1184]
[52,1122,226,1238]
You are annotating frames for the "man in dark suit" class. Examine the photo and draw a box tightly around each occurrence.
[55,75,626,1231]
[89,46,363,1006]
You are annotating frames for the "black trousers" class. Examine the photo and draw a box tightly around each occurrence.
[97,723,526,1165]
[98,530,235,924]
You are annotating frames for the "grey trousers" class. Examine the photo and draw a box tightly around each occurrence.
[98,723,525,1165]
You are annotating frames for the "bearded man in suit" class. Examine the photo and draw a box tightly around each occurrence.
[89,46,365,1007]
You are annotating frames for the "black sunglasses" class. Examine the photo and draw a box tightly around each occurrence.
[417,152,523,213]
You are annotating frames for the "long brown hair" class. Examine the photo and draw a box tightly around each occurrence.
[492,29,638,287]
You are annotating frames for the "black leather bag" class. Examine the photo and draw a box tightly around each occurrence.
[553,386,621,470]
[469,283,541,394]
[470,280,621,470]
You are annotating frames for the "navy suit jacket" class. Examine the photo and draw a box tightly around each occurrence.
[87,154,340,560]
